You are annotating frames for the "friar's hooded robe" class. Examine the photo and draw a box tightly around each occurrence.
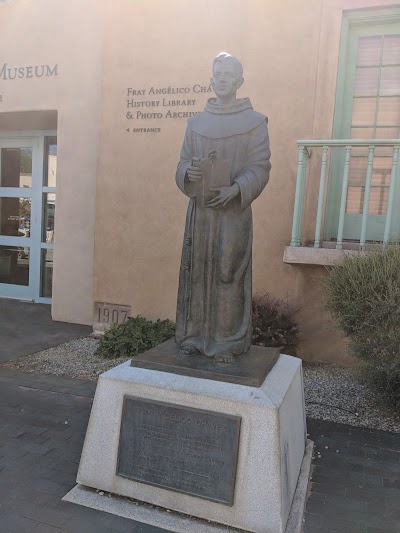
[176,97,271,356]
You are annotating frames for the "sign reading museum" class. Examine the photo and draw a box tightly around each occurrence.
[0,63,58,80]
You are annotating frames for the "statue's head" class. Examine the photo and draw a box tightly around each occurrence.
[211,52,244,101]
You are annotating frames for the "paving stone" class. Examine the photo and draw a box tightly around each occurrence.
[20,425,52,435]
[302,512,322,529]
[346,469,384,488]
[20,442,55,455]
[51,459,79,475]
[0,299,91,364]
[0,511,40,533]
[0,445,28,458]
[61,516,119,533]
[348,462,365,473]
[91,511,165,533]
[302,497,325,517]
[0,494,37,514]
[17,432,52,444]
[20,452,60,468]
[43,430,73,442]
[2,485,55,507]
[35,414,70,426]
[383,477,400,490]
[0,426,26,438]
[371,523,400,533]
[305,418,399,533]
[32,524,63,533]
[385,507,400,522]
[386,494,400,509]
[26,477,72,497]
[306,492,326,505]
[24,507,71,528]
[1,369,399,533]
[0,436,27,450]
[302,526,325,533]
[30,465,76,487]
[321,514,368,533]
[323,495,368,513]
[0,455,30,471]
[311,481,347,497]
[366,499,389,514]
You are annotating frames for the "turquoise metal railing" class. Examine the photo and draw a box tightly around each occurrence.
[290,139,400,249]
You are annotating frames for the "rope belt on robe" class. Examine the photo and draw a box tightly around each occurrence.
[183,199,196,334]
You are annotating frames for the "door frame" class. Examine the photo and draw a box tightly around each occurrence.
[0,130,56,303]
[325,7,400,241]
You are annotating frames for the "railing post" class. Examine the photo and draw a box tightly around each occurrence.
[383,145,400,244]
[336,146,352,250]
[314,145,329,248]
[290,145,308,246]
[360,146,375,250]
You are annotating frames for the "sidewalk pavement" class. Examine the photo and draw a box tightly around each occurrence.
[0,367,398,533]
[0,299,92,363]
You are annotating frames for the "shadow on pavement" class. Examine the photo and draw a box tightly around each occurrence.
[0,298,92,363]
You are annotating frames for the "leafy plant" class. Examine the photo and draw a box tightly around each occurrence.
[96,315,175,359]
[362,359,400,410]
[252,292,299,355]
[323,245,400,361]
[323,244,400,407]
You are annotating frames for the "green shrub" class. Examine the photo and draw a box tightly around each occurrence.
[252,293,299,355]
[96,315,175,359]
[97,295,300,359]
[323,244,400,407]
[362,359,400,409]
[323,245,400,361]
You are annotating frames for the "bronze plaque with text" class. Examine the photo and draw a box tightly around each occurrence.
[117,396,241,505]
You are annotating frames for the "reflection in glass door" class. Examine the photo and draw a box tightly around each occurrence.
[40,136,57,300]
[0,134,57,302]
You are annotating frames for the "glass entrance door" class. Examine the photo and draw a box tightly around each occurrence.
[0,135,56,302]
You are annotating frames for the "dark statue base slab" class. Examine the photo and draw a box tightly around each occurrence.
[130,338,280,387]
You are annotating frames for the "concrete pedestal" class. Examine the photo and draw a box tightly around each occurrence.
[76,353,307,533]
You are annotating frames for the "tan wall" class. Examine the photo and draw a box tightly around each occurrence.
[0,0,104,324]
[94,0,326,355]
[94,0,397,364]
[2,0,394,361]
[295,0,398,363]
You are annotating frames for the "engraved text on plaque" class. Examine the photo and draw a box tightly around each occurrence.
[117,396,241,505]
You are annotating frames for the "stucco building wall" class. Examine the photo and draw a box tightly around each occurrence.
[0,0,104,324]
[1,0,396,363]
[93,0,397,364]
[93,0,318,333]
[93,0,341,362]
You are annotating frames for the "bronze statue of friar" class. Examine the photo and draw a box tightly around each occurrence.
[175,52,271,364]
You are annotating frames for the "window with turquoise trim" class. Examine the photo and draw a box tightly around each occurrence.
[326,11,400,243]
[349,34,400,216]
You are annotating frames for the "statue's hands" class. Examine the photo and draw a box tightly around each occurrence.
[186,158,203,182]
[207,183,240,209]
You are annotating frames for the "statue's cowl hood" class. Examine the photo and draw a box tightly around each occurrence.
[188,97,267,139]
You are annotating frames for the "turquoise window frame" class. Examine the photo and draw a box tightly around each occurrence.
[325,7,400,241]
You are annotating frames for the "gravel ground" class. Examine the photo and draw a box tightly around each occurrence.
[303,362,399,433]
[1,337,119,381]
[1,337,398,432]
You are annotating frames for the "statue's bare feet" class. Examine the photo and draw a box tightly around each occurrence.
[214,352,235,364]
[178,344,200,357]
